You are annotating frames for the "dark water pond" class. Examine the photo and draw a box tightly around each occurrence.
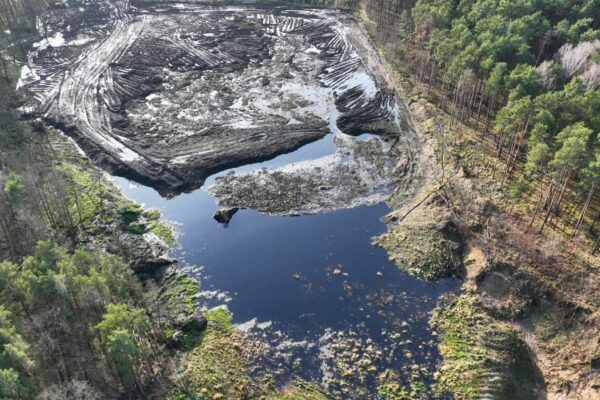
[23,0,458,394]
[113,133,460,394]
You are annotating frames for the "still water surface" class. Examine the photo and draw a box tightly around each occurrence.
[113,132,459,391]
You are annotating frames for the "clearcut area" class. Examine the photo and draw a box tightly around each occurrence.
[19,3,405,197]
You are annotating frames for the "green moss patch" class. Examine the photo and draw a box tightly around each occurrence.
[182,308,255,399]
[377,369,429,400]
[149,221,176,245]
[267,381,328,400]
[119,202,144,222]
[373,224,460,280]
[143,209,161,221]
[155,272,204,349]
[122,205,175,244]
[160,274,200,315]
[141,209,176,244]
[431,293,537,400]
[128,222,147,235]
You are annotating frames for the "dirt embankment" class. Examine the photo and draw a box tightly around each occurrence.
[361,15,600,397]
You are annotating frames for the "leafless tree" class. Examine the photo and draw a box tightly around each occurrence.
[39,379,102,400]
[557,39,600,77]
[537,60,560,90]
[582,63,600,91]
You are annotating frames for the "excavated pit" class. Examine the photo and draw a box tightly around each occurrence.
[19,2,404,197]
[17,3,462,397]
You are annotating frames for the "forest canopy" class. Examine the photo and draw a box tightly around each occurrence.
[363,0,600,241]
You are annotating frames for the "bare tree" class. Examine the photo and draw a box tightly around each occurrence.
[537,60,560,90]
[582,63,600,91]
[39,380,102,400]
[557,40,600,77]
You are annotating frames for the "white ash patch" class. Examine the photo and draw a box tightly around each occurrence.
[16,65,40,90]
[68,33,96,46]
[33,32,66,49]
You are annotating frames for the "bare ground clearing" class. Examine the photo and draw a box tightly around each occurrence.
[20,2,410,198]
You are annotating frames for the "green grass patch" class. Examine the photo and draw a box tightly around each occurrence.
[373,224,459,280]
[431,293,537,400]
[60,163,176,244]
[59,162,176,244]
[182,308,253,399]
[60,164,116,230]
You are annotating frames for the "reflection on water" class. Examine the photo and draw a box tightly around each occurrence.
[32,0,457,394]
[112,138,459,394]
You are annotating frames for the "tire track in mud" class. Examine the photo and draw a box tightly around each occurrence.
[20,4,412,197]
[34,17,188,190]
[42,21,144,162]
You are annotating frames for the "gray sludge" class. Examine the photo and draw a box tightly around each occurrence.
[20,2,407,199]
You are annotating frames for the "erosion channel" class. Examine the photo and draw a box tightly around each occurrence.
[19,2,461,397]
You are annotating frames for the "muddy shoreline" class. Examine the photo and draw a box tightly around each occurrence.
[20,2,411,198]
[14,2,461,398]
[209,134,397,216]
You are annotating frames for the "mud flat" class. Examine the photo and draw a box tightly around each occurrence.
[209,134,395,216]
[16,1,453,397]
[19,1,405,197]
